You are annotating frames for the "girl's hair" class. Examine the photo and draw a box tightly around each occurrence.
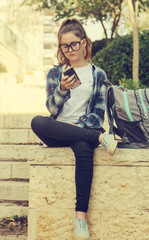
[57,18,92,66]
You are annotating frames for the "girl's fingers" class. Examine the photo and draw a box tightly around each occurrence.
[61,75,76,89]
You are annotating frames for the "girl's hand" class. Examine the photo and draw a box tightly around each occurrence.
[60,74,76,91]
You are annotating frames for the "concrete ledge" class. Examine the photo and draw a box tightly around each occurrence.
[28,145,149,166]
[28,146,149,240]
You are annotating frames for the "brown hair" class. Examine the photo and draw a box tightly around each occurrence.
[57,18,92,66]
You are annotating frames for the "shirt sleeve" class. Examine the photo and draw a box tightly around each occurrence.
[46,67,70,116]
[77,70,107,129]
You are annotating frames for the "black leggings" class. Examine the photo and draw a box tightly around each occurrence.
[31,116,104,212]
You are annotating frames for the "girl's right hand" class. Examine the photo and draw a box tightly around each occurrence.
[60,74,76,91]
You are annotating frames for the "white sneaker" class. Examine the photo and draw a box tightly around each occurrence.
[74,218,89,240]
[101,134,117,156]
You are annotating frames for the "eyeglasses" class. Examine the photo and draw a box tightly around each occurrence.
[59,40,84,53]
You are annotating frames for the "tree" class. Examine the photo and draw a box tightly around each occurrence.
[127,0,149,85]
[22,0,124,40]
[127,0,139,85]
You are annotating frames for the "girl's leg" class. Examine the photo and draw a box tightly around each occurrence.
[31,115,103,145]
[71,141,95,216]
[31,116,70,147]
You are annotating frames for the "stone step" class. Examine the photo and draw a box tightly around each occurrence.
[0,113,35,129]
[0,113,108,130]
[0,235,27,240]
[0,162,29,180]
[0,129,38,144]
[0,145,30,161]
[0,206,28,218]
[0,144,29,219]
[0,113,48,129]
[0,181,29,201]
[0,200,28,219]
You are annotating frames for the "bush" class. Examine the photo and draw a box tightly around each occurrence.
[92,39,111,57]
[92,30,149,88]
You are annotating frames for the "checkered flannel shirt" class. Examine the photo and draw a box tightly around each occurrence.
[46,64,107,130]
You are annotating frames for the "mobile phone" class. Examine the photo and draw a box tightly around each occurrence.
[63,67,81,89]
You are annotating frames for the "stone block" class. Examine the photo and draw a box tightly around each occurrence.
[27,145,149,166]
[12,162,29,179]
[28,209,149,240]
[0,145,29,161]
[0,163,11,179]
[137,167,149,210]
[0,115,5,128]
[28,146,74,165]
[29,165,75,209]
[0,236,27,240]
[102,210,149,240]
[0,129,38,144]
[28,208,75,240]
[90,166,136,210]
[29,208,149,240]
[28,146,149,240]
[0,113,48,129]
[4,113,34,129]
[0,181,29,201]
[29,164,136,211]
[28,130,39,144]
[0,206,28,218]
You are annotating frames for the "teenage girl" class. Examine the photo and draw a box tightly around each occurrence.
[31,18,117,240]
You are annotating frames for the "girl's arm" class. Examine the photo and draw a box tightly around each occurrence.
[46,67,70,116]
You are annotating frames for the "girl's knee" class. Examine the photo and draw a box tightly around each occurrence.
[31,115,42,132]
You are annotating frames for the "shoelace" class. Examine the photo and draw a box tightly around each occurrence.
[79,219,87,229]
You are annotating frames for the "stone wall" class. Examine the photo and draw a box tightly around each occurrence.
[28,145,149,240]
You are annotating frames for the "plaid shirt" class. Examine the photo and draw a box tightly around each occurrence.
[46,64,107,130]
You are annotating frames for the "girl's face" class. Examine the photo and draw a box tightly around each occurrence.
[60,32,87,65]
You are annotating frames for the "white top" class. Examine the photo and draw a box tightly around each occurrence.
[57,64,93,124]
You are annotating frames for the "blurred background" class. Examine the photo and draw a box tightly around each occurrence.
[0,0,149,113]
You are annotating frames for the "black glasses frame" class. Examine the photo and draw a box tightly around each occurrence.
[59,40,84,53]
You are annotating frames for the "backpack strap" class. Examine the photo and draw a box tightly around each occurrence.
[104,80,125,138]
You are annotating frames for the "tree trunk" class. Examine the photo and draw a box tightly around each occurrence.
[127,0,139,85]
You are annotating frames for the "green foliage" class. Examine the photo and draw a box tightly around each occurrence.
[92,39,110,57]
[119,77,146,90]
[22,0,123,39]
[0,62,7,73]
[92,30,149,88]
[12,215,27,223]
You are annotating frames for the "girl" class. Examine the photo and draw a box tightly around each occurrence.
[31,18,117,240]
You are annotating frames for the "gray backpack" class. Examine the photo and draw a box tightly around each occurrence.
[105,81,149,148]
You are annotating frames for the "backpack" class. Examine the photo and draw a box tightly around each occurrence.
[105,80,149,148]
